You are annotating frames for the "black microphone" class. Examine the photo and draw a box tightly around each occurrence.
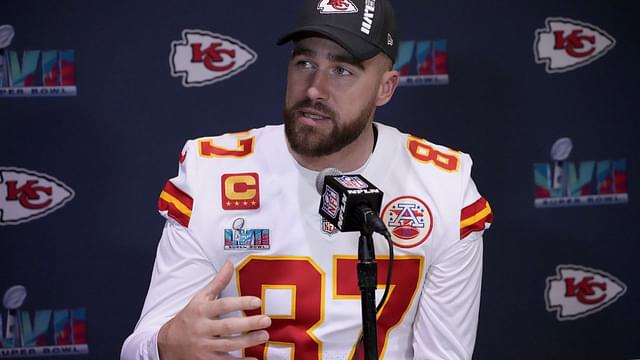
[316,168,387,234]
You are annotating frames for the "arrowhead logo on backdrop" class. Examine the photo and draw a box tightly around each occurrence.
[534,18,615,73]
[170,30,257,87]
[545,265,626,321]
[0,167,75,225]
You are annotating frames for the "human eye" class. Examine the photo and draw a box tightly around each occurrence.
[334,65,353,77]
[294,58,315,70]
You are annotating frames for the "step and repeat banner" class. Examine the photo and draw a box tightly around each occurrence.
[1,1,637,359]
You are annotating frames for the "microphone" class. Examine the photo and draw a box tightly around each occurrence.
[316,168,387,234]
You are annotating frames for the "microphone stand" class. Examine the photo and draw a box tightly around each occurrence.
[357,227,378,360]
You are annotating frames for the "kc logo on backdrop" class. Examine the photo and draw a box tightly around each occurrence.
[0,167,74,225]
[545,265,626,321]
[534,18,615,73]
[170,29,257,87]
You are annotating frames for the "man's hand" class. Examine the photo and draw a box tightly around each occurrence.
[157,261,271,360]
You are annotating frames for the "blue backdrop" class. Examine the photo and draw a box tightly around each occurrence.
[1,1,637,358]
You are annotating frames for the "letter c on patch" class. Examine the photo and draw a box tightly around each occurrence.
[221,173,260,210]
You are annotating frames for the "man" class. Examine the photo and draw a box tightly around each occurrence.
[122,0,492,359]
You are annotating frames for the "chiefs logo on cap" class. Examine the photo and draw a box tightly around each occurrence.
[317,0,358,14]
[221,173,260,210]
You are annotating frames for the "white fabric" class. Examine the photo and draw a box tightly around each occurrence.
[121,123,490,360]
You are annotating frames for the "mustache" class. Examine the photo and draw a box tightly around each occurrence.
[290,99,336,119]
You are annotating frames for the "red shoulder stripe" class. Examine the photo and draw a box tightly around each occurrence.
[460,197,493,240]
[157,181,193,227]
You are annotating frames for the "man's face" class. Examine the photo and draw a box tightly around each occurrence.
[283,36,385,157]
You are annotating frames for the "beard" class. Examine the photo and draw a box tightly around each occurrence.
[283,98,376,157]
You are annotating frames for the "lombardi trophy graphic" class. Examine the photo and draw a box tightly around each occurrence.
[0,25,15,87]
[3,285,27,347]
[550,137,573,197]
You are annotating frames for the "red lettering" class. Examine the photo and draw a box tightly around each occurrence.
[407,137,459,172]
[199,137,254,158]
[565,277,607,305]
[191,43,236,72]
[553,30,596,58]
[5,180,53,209]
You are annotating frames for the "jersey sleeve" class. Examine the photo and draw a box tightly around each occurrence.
[459,171,492,241]
[121,141,218,360]
[157,142,196,228]
[412,154,491,359]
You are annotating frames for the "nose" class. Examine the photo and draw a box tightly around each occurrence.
[306,70,329,102]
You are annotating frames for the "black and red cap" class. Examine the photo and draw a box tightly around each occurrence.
[277,0,398,63]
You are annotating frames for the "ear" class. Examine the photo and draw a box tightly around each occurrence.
[376,69,400,106]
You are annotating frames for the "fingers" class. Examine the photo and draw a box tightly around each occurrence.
[201,260,235,300]
[205,330,270,353]
[206,314,271,337]
[205,295,262,319]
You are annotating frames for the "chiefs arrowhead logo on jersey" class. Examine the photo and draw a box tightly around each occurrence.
[545,265,626,321]
[170,30,257,87]
[382,196,433,248]
[534,18,615,73]
[0,167,75,226]
[317,0,358,14]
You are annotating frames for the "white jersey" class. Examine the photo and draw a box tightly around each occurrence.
[121,123,492,360]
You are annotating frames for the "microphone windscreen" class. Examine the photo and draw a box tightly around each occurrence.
[315,167,343,194]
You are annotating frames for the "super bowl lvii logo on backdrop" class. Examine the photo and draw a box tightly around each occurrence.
[545,265,626,321]
[170,29,257,87]
[393,40,449,86]
[534,17,615,73]
[533,138,628,208]
[0,285,89,357]
[0,167,75,225]
[0,25,77,97]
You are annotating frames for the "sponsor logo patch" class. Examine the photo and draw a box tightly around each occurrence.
[534,17,615,73]
[224,218,270,250]
[381,196,433,248]
[170,29,257,87]
[321,185,340,218]
[0,167,75,226]
[533,138,628,208]
[0,285,89,356]
[321,218,338,235]
[0,25,77,97]
[545,265,626,321]
[221,173,260,210]
[317,0,358,14]
[394,40,449,86]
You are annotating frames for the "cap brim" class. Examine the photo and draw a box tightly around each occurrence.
[277,25,381,62]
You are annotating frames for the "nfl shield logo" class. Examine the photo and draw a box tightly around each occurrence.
[321,185,340,218]
[335,176,368,190]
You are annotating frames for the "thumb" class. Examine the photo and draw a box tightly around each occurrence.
[200,260,234,300]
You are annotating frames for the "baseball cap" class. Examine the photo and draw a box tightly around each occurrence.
[277,0,398,64]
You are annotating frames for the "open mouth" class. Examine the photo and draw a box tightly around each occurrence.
[297,109,332,125]
[302,112,327,120]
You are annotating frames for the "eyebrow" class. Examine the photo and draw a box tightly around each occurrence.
[292,46,365,71]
